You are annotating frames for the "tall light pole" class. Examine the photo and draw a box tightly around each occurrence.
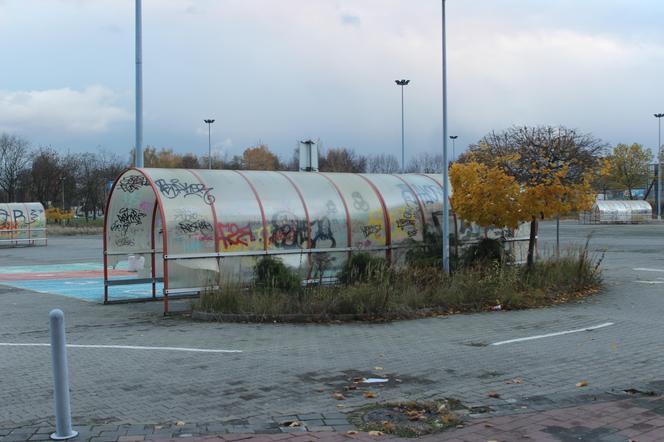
[441,0,450,273]
[60,177,65,211]
[204,119,215,169]
[449,135,458,161]
[135,0,144,168]
[656,113,664,220]
[395,79,410,173]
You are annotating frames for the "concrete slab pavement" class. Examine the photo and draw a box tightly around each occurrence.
[2,222,664,441]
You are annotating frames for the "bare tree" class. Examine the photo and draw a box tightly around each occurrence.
[181,153,200,169]
[319,147,366,173]
[74,151,127,219]
[0,134,31,202]
[463,126,605,184]
[367,154,400,173]
[407,153,444,173]
[29,147,63,207]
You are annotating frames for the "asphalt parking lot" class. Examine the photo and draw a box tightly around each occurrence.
[1,220,664,440]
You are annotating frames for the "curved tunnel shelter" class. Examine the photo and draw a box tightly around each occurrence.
[580,200,652,224]
[0,202,47,247]
[104,168,452,313]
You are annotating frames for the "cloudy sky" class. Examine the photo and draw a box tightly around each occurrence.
[0,0,663,162]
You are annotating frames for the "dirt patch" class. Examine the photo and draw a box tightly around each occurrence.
[349,401,462,437]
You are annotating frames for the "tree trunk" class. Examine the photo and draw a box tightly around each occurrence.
[527,217,538,268]
[453,214,459,261]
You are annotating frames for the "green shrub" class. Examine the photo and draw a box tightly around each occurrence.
[405,232,441,268]
[338,252,388,285]
[254,257,300,291]
[196,242,602,321]
[461,237,509,267]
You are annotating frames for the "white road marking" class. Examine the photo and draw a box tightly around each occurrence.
[634,268,664,272]
[0,343,242,353]
[491,322,615,346]
[635,280,664,284]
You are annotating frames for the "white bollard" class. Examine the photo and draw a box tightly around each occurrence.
[49,309,78,440]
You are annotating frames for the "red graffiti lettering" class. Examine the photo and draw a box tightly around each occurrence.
[0,222,19,237]
[218,223,255,248]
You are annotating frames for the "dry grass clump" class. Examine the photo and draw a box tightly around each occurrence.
[196,241,602,321]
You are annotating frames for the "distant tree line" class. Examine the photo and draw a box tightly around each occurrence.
[0,133,125,219]
[137,143,446,173]
[0,133,449,217]
[13,126,654,221]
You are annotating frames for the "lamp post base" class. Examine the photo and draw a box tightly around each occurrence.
[50,430,78,440]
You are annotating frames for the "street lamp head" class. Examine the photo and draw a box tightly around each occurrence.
[300,139,315,145]
[655,114,664,119]
[395,79,410,86]
[449,135,458,140]
[204,119,215,124]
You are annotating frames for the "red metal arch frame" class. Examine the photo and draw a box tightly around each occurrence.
[188,169,220,254]
[358,175,392,265]
[392,175,428,237]
[417,173,458,236]
[233,170,269,252]
[317,172,353,261]
[103,167,170,313]
[276,171,313,279]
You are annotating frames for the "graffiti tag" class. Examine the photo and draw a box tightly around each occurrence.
[396,218,417,237]
[351,192,370,211]
[0,209,9,225]
[29,209,43,224]
[174,209,213,238]
[115,236,135,247]
[178,220,213,235]
[219,223,255,248]
[397,184,420,238]
[111,208,147,235]
[326,200,338,214]
[311,216,336,248]
[411,184,441,206]
[154,178,215,205]
[119,175,150,193]
[361,224,382,238]
[270,211,307,248]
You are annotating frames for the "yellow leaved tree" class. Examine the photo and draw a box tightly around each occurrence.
[242,144,281,170]
[450,162,522,230]
[456,126,604,267]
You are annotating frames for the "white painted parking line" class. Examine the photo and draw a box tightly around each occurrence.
[0,343,242,353]
[636,280,664,284]
[490,322,615,346]
[634,268,664,272]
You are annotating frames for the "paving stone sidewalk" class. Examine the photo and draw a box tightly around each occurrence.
[6,395,664,441]
[140,394,664,441]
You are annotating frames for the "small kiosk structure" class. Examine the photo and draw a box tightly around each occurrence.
[104,168,451,312]
[579,200,652,224]
[0,202,47,247]
[104,168,530,313]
